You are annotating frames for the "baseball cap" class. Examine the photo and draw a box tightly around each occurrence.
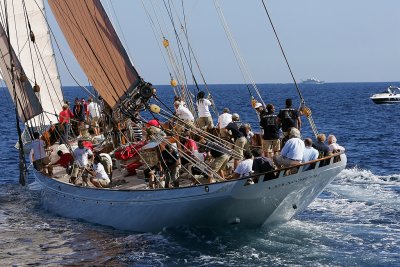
[254,103,262,109]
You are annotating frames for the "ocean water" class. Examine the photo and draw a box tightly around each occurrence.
[0,83,399,266]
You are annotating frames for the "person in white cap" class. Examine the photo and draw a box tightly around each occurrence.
[254,102,265,119]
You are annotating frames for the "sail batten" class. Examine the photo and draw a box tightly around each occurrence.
[0,22,42,122]
[48,0,140,109]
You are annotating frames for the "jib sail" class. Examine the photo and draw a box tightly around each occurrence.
[0,22,43,122]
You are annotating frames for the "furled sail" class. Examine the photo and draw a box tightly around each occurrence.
[4,0,64,126]
[48,0,141,109]
[0,22,42,122]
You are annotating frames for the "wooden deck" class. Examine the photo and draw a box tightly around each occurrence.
[49,154,202,191]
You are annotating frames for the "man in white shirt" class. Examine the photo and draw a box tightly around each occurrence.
[231,150,253,179]
[88,155,110,187]
[217,108,232,129]
[30,132,51,174]
[274,127,305,168]
[100,153,113,180]
[71,140,93,184]
[196,91,214,130]
[173,101,195,133]
[302,138,319,170]
[87,97,101,135]
[217,107,232,138]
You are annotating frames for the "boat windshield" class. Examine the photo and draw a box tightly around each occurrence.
[388,86,400,95]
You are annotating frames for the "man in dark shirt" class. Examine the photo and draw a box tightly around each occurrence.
[251,148,275,181]
[72,98,85,136]
[277,98,301,139]
[260,104,281,158]
[161,144,181,188]
[225,113,247,168]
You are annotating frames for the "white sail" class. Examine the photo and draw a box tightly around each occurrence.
[4,0,63,126]
[0,21,43,121]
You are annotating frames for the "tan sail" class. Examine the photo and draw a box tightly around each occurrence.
[0,22,42,122]
[48,0,140,109]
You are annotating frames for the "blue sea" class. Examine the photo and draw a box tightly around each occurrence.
[0,83,399,266]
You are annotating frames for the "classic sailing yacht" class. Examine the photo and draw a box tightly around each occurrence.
[1,0,346,232]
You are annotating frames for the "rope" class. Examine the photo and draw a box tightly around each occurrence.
[154,106,243,160]
[31,0,96,99]
[3,3,28,185]
[213,0,266,108]
[167,0,219,117]
[260,0,319,137]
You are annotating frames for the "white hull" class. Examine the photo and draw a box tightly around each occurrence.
[301,78,324,84]
[370,94,400,104]
[370,86,400,104]
[34,154,347,232]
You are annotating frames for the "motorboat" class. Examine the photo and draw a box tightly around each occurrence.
[301,78,324,84]
[370,86,400,104]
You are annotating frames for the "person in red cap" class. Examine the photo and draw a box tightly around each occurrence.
[145,119,166,141]
[146,119,160,128]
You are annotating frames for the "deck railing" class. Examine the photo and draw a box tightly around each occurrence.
[241,151,345,185]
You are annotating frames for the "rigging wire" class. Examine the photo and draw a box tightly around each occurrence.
[213,0,266,108]
[161,1,216,119]
[23,0,65,125]
[105,0,135,68]
[165,0,190,95]
[181,0,193,84]
[167,0,219,117]
[3,2,27,185]
[53,1,120,105]
[143,0,194,113]
[260,0,319,137]
[140,0,174,79]
[82,1,130,103]
[30,0,96,101]
[152,0,188,87]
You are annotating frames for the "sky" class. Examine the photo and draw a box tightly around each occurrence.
[44,0,400,86]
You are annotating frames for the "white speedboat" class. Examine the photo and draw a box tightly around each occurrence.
[370,86,400,104]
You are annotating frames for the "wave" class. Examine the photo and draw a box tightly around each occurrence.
[334,167,400,185]
[301,167,400,227]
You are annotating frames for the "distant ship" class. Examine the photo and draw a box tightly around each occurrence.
[301,78,324,84]
[370,86,400,104]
